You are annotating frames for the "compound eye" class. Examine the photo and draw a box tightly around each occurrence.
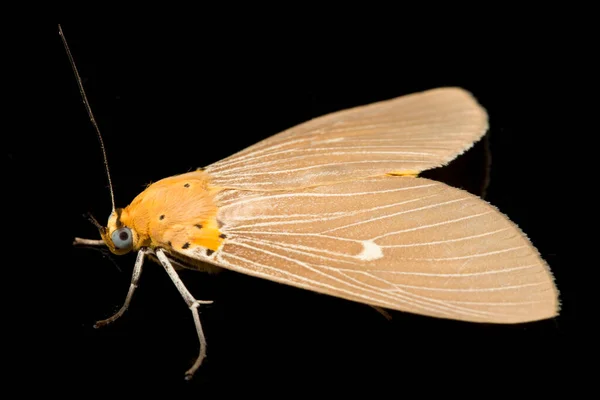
[111,227,133,250]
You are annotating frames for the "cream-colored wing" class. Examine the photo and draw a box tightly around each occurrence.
[205,87,488,190]
[180,176,558,324]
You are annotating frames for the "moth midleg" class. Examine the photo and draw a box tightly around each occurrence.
[95,248,147,328]
[155,248,213,380]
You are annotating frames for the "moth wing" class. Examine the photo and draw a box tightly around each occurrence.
[205,87,488,190]
[180,176,558,324]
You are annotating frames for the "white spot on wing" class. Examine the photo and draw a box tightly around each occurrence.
[319,137,344,143]
[357,240,383,261]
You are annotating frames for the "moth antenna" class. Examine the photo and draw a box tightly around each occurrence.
[84,212,105,231]
[74,241,123,273]
[59,24,116,212]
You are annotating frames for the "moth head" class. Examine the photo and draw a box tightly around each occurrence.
[100,208,139,255]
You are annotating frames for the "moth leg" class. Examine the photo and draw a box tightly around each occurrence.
[94,248,147,328]
[73,237,106,246]
[155,248,213,380]
[370,305,393,321]
[480,130,492,199]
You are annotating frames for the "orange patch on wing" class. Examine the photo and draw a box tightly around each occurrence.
[190,216,224,251]
[387,170,419,177]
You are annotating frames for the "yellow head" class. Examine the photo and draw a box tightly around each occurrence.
[99,208,140,255]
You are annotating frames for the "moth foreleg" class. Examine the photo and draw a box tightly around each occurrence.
[73,237,106,246]
[155,248,213,380]
[94,248,147,328]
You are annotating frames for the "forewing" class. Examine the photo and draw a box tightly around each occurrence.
[205,87,488,190]
[181,176,558,324]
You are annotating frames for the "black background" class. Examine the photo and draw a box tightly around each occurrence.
[8,24,579,395]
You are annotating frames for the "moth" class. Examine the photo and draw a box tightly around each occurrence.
[62,26,559,380]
